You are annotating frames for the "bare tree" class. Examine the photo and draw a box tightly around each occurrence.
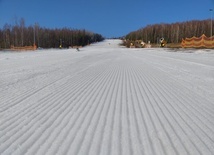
[3,24,11,48]
[20,18,25,46]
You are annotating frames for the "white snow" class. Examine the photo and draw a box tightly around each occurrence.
[0,40,214,155]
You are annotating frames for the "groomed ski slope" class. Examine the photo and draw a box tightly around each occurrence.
[0,40,214,155]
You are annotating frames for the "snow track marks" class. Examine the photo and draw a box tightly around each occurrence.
[1,40,214,155]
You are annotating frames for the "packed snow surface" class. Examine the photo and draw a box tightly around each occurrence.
[0,40,214,155]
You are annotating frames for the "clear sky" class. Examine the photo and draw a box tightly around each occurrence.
[0,0,213,38]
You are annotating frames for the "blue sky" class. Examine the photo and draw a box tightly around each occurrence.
[0,0,213,38]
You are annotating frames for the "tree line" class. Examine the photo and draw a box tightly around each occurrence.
[125,19,213,44]
[0,18,104,49]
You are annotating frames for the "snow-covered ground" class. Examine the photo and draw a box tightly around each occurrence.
[0,40,214,155]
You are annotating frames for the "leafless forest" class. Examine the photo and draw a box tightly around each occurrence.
[0,18,104,49]
[1,19,213,49]
[125,19,213,43]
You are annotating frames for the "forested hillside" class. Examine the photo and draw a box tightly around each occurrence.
[125,19,212,43]
[0,19,104,49]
